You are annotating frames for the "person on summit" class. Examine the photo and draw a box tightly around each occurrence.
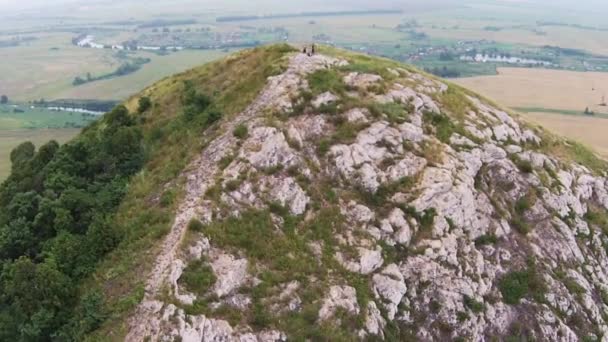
[311,44,316,55]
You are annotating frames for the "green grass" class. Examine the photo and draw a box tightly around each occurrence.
[369,102,409,123]
[307,69,346,96]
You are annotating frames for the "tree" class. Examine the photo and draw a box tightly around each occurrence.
[0,95,7,104]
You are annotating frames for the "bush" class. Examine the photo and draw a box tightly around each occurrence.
[178,260,216,295]
[317,139,331,156]
[233,124,249,139]
[499,265,546,305]
[420,208,437,231]
[137,96,152,114]
[514,195,533,215]
[499,271,529,304]
[224,179,242,192]
[511,217,530,235]
[474,234,498,247]
[188,219,204,232]
[463,295,484,313]
[510,155,533,173]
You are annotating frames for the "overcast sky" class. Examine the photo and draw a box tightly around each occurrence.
[1,0,607,16]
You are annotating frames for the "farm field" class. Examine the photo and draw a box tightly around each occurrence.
[455,67,608,157]
[52,49,230,100]
[0,33,118,102]
[526,112,608,158]
[455,67,608,113]
[0,128,80,180]
[0,35,230,101]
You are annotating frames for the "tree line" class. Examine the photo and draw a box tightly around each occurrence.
[0,105,145,339]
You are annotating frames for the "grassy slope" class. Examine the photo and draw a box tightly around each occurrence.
[79,43,608,340]
[84,44,295,340]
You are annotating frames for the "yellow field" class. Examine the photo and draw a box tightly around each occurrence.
[456,67,608,113]
[526,112,608,158]
[455,67,608,158]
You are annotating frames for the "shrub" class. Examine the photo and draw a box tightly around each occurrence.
[456,311,469,322]
[499,265,546,305]
[178,260,216,295]
[510,217,530,235]
[420,208,437,231]
[187,219,204,232]
[137,96,152,114]
[317,139,331,156]
[514,195,533,215]
[474,234,498,247]
[499,271,530,304]
[233,124,249,139]
[510,155,533,173]
[463,295,485,313]
[224,179,242,192]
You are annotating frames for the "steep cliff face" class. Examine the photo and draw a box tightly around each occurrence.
[124,46,608,341]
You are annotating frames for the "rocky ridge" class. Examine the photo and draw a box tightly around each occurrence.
[126,47,608,341]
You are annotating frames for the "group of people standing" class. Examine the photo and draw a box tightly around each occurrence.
[302,44,316,56]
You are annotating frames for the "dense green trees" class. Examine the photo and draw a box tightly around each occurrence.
[0,105,144,340]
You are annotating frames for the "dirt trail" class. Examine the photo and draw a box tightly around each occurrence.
[125,53,345,341]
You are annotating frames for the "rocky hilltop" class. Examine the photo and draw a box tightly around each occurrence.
[117,46,608,341]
